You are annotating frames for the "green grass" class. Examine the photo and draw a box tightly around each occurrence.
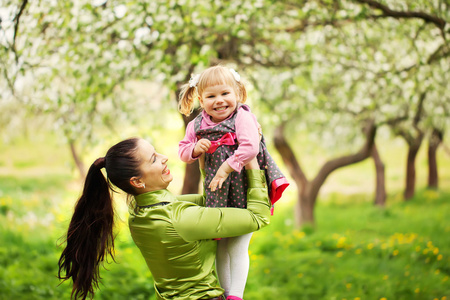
[247,189,450,300]
[1,131,450,299]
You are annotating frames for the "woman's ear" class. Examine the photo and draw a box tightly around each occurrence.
[130,177,145,189]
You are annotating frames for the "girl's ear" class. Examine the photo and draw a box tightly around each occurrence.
[130,177,144,189]
[198,97,204,108]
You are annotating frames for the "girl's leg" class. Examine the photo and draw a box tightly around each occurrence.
[227,232,253,299]
[216,238,231,297]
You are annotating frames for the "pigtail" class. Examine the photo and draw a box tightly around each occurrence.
[236,80,248,104]
[178,83,199,116]
[58,159,115,300]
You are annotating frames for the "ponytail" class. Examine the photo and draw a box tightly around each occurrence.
[58,138,141,299]
[58,159,115,300]
[178,83,199,116]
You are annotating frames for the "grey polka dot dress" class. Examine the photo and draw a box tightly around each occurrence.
[194,105,288,209]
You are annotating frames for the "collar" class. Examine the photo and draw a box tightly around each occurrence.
[134,189,176,207]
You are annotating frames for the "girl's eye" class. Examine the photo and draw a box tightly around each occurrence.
[222,92,229,95]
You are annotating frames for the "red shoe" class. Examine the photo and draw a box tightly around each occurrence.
[226,296,243,300]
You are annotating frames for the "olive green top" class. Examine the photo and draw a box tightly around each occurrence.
[128,170,270,300]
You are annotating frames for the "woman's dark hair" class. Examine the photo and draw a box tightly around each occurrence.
[58,138,141,299]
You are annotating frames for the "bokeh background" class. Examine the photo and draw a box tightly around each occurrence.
[1,1,449,299]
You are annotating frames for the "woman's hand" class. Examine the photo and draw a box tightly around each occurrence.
[193,139,211,158]
[209,161,234,192]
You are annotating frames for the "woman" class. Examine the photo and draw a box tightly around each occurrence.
[58,137,271,300]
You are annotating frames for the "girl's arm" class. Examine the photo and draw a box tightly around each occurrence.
[172,169,270,241]
[178,121,199,163]
[208,108,260,191]
[226,108,261,172]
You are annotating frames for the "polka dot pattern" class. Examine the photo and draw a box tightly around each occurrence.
[194,104,286,209]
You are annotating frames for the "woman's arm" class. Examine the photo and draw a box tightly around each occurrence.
[176,165,207,205]
[172,169,270,241]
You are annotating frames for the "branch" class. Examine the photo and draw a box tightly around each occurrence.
[273,122,309,189]
[310,119,377,199]
[12,0,29,61]
[355,0,446,30]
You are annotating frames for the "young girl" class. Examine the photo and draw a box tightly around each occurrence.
[178,66,289,300]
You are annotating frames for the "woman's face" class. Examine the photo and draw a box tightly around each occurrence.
[135,139,173,192]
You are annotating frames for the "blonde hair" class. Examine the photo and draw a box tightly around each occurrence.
[178,65,247,116]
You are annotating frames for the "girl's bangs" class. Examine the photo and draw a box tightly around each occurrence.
[198,67,235,91]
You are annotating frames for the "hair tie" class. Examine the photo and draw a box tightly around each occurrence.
[189,74,200,88]
[93,157,106,169]
[229,68,240,82]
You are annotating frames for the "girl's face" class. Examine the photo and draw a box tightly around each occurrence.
[200,84,238,123]
[134,139,173,192]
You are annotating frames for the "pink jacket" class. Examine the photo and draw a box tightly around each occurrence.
[178,107,260,173]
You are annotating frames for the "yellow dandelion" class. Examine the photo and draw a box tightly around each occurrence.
[393,250,399,256]
[383,275,389,280]
[336,251,343,258]
[355,248,362,255]
[437,254,443,261]
[380,298,387,300]
[433,248,439,255]
[442,296,447,300]
[381,243,388,249]
[442,276,448,282]
[354,298,361,300]
[414,288,420,293]
[346,283,352,289]
[435,269,440,275]
[415,246,421,252]
[404,271,410,277]
[294,231,306,239]
[367,243,374,250]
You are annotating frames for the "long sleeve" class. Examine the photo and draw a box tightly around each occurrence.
[226,109,260,172]
[172,170,270,241]
[178,121,198,163]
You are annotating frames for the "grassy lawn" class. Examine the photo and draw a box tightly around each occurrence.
[0,131,449,299]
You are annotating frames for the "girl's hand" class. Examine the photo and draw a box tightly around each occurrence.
[209,161,234,192]
[193,139,211,157]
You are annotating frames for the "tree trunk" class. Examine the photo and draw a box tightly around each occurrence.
[404,134,424,200]
[372,143,386,206]
[69,140,86,179]
[274,120,377,227]
[180,108,202,194]
[427,128,443,189]
[273,123,310,226]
